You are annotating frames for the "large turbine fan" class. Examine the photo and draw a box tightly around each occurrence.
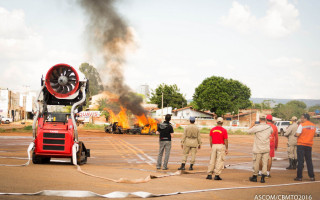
[45,64,79,98]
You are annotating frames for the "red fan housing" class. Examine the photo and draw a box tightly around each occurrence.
[45,64,79,98]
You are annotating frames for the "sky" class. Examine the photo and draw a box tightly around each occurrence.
[0,0,319,100]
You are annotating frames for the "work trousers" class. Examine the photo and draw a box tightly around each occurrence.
[207,144,226,175]
[297,145,314,178]
[287,144,297,159]
[156,141,171,169]
[181,146,198,164]
[253,152,269,176]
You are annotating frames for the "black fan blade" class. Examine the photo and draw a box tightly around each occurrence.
[69,80,76,85]
[66,84,73,92]
[65,69,72,77]
[50,76,58,83]
[52,69,59,79]
[56,86,63,93]
[68,75,76,80]
[62,86,68,94]
[58,67,63,76]
[50,83,59,89]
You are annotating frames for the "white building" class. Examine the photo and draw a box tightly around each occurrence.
[136,84,150,99]
[172,106,213,119]
[0,87,37,121]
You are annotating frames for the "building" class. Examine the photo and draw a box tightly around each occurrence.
[0,87,36,121]
[0,89,21,121]
[136,84,150,99]
[172,106,214,119]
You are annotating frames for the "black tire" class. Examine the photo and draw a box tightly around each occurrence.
[42,157,51,164]
[76,141,87,165]
[32,152,43,164]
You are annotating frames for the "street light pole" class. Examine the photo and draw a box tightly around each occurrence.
[161,92,164,121]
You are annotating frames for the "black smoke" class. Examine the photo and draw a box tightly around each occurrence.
[79,0,146,116]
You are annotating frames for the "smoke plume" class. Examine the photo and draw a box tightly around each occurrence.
[79,0,146,116]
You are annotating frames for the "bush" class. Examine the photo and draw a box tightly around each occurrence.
[82,123,105,130]
[0,128,5,133]
[23,126,32,130]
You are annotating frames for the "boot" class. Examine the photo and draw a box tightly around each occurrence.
[260,175,266,183]
[178,163,185,170]
[206,175,212,180]
[189,164,194,170]
[214,175,222,180]
[293,159,297,169]
[249,175,257,182]
[286,159,294,170]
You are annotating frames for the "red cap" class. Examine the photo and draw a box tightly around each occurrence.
[266,114,273,121]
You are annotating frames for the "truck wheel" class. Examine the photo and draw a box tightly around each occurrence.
[32,152,43,164]
[76,141,87,165]
[42,157,51,164]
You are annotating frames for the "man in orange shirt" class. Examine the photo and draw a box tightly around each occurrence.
[259,114,278,177]
[294,113,317,181]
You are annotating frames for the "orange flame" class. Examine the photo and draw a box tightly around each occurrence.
[136,114,158,134]
[106,106,130,129]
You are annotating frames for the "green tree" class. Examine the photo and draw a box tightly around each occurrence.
[309,104,320,112]
[79,63,104,97]
[193,76,251,116]
[150,84,187,109]
[272,100,306,120]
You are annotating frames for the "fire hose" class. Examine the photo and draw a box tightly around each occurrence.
[0,144,319,198]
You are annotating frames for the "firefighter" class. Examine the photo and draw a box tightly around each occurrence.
[248,115,273,183]
[258,114,278,178]
[284,116,298,170]
[294,113,316,181]
[206,117,228,180]
[177,116,201,171]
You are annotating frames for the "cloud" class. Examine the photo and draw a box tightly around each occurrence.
[0,7,43,60]
[0,7,83,90]
[220,0,300,38]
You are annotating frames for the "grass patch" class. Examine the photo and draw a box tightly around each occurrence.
[23,125,32,130]
[82,123,105,130]
[174,126,184,133]
[228,129,249,135]
[0,128,5,133]
[200,127,211,134]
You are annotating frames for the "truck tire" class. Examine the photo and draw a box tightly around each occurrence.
[32,152,43,164]
[76,141,87,165]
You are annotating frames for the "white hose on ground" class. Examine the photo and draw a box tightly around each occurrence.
[0,181,319,198]
[0,142,34,167]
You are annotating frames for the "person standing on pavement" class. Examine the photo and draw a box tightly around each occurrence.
[178,116,201,171]
[294,113,317,181]
[284,116,298,170]
[156,114,174,170]
[258,114,278,178]
[206,117,228,181]
[248,115,273,183]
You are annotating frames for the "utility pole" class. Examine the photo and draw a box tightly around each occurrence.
[161,92,164,121]
[238,108,240,126]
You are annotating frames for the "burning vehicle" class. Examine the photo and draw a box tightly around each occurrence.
[104,107,158,135]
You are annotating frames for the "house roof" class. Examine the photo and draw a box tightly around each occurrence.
[172,106,214,117]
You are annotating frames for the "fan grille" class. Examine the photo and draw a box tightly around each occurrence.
[45,64,79,98]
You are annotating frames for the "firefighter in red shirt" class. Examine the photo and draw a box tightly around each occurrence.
[259,114,278,177]
[206,117,228,180]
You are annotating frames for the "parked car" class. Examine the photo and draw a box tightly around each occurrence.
[274,121,291,136]
[0,116,13,124]
[316,127,320,137]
